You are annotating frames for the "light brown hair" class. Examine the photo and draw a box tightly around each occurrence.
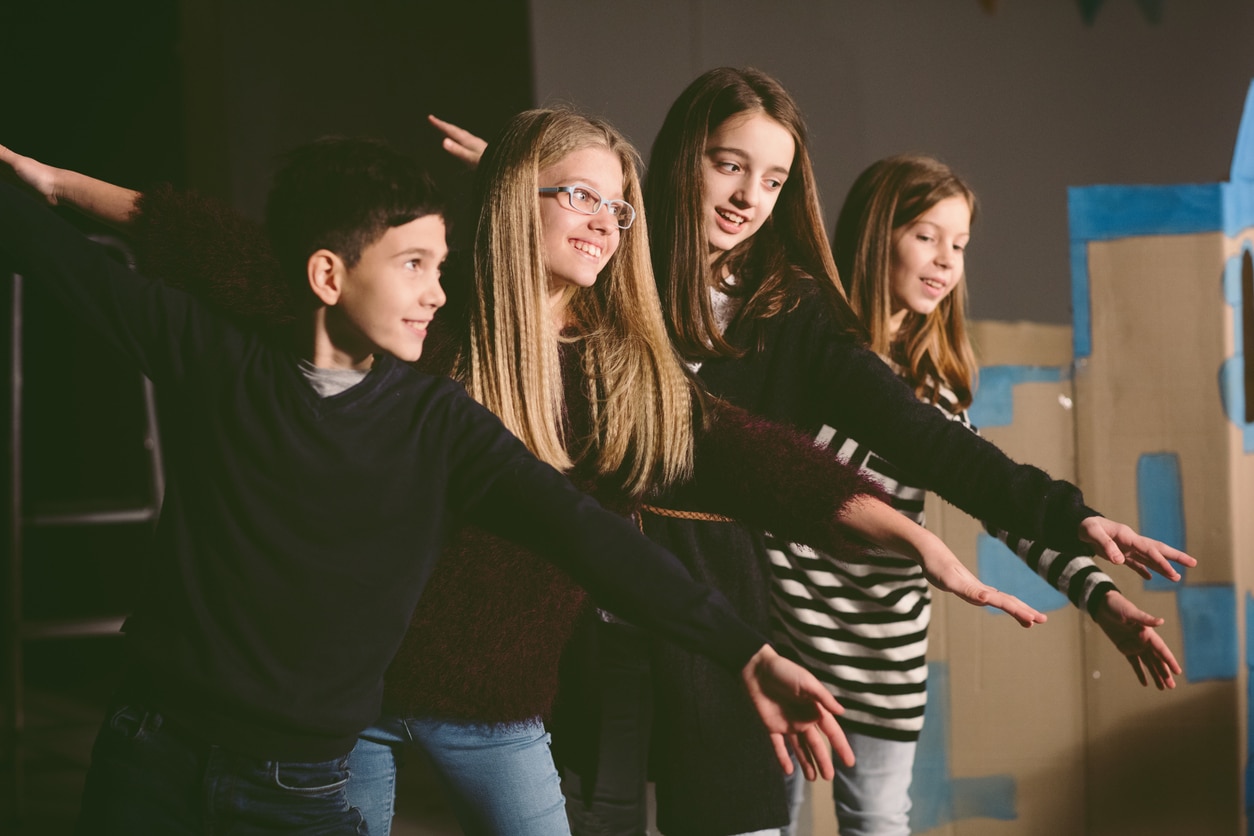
[833,153,978,408]
[455,107,696,496]
[645,67,864,359]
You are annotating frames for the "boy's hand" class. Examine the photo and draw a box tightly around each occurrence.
[741,644,853,778]
[428,115,487,168]
[0,144,60,204]
[1092,590,1181,689]
[1078,516,1196,581]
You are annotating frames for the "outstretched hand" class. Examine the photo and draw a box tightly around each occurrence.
[1078,516,1196,582]
[1092,590,1181,689]
[0,144,60,204]
[428,115,487,168]
[917,543,1048,627]
[741,644,853,779]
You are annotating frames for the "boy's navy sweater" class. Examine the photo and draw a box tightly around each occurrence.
[0,181,766,762]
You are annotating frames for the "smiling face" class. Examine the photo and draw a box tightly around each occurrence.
[332,214,448,365]
[888,195,972,334]
[701,110,796,260]
[538,145,624,295]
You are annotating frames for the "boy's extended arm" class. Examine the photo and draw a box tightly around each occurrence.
[0,143,140,225]
[0,146,290,326]
[0,178,224,383]
[464,447,855,773]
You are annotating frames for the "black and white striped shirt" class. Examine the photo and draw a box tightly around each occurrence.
[764,381,1116,741]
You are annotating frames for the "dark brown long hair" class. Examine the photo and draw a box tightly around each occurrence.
[833,154,978,408]
[645,67,864,360]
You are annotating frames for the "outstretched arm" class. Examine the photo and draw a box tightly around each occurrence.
[0,143,140,225]
[839,497,1046,627]
[428,115,486,167]
[686,403,1046,626]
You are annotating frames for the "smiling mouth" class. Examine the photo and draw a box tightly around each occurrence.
[572,239,603,259]
[716,208,748,227]
[921,278,946,291]
[404,319,431,335]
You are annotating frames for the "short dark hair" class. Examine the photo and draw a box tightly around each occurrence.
[265,137,445,307]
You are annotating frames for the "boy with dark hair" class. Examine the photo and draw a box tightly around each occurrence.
[0,138,848,834]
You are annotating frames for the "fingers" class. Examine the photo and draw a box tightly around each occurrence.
[427,114,487,166]
[972,587,1047,628]
[772,734,797,777]
[803,723,836,780]
[817,708,854,769]
[797,676,845,718]
[1125,607,1165,629]
[1127,655,1150,688]
[1147,632,1182,680]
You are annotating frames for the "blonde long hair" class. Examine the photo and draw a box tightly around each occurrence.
[645,67,865,359]
[455,107,696,496]
[833,154,979,408]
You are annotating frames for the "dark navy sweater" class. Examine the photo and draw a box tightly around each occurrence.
[0,181,767,761]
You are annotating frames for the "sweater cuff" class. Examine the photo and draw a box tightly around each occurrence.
[1084,579,1119,618]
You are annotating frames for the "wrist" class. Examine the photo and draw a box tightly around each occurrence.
[742,643,777,681]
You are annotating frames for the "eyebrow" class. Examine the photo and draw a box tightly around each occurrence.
[393,247,447,260]
[549,179,626,199]
[705,146,790,177]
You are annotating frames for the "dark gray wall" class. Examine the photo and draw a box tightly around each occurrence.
[530,1,1254,324]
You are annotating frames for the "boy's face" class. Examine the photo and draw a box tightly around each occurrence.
[336,215,448,363]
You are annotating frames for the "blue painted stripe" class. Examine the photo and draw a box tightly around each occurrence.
[1071,240,1093,359]
[1136,453,1187,591]
[1177,584,1237,681]
[967,366,1066,429]
[1068,183,1225,242]
[1219,248,1254,452]
[910,662,1018,832]
[976,533,1069,613]
[1230,80,1254,182]
[1245,592,1254,824]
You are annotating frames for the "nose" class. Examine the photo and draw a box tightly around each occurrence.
[731,179,759,209]
[588,204,615,233]
[424,275,447,310]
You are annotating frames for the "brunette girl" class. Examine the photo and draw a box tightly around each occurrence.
[614,68,1184,836]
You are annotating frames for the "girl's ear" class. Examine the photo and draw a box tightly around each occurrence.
[308,249,343,306]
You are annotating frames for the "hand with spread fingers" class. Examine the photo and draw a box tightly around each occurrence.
[1092,589,1181,689]
[1078,516,1196,581]
[740,644,854,778]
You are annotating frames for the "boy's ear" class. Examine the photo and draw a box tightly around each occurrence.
[308,249,344,306]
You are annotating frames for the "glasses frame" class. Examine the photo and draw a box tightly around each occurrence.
[538,185,636,230]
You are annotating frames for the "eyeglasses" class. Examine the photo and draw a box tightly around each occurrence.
[538,185,636,230]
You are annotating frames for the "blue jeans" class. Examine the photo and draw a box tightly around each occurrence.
[784,732,915,836]
[76,700,365,835]
[346,715,569,836]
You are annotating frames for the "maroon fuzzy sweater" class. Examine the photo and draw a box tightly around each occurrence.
[128,187,885,724]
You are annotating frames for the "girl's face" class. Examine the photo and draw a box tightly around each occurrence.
[538,145,623,296]
[701,111,796,261]
[888,195,972,333]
